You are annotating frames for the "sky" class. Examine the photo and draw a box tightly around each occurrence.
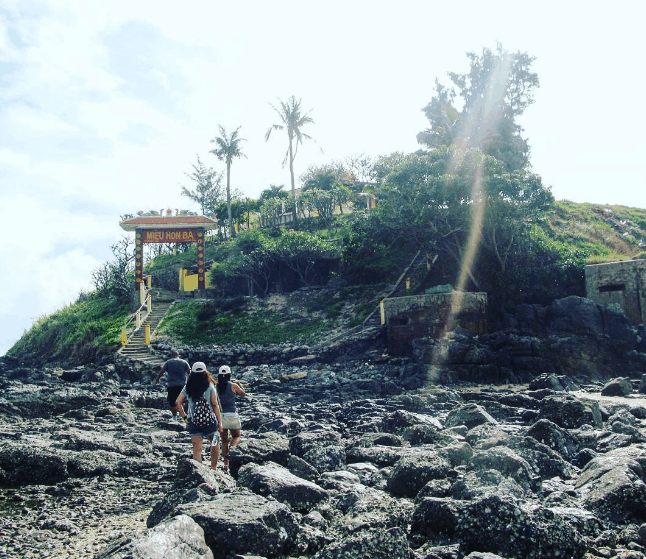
[1,0,645,356]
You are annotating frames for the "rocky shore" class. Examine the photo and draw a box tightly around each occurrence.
[2,296,646,559]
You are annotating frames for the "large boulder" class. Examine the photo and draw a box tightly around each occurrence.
[0,443,68,486]
[468,447,537,491]
[312,526,410,559]
[576,449,646,522]
[237,461,329,512]
[411,495,588,559]
[524,418,580,460]
[444,404,497,431]
[228,432,291,477]
[289,429,343,457]
[176,490,301,559]
[95,514,213,559]
[601,377,633,397]
[538,394,602,429]
[147,459,236,528]
[386,450,452,498]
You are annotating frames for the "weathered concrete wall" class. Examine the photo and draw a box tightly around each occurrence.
[585,259,646,325]
[383,291,487,356]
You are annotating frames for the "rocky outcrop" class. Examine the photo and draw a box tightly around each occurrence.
[413,296,646,384]
[3,296,646,559]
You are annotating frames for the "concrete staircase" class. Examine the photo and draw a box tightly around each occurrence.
[118,292,175,365]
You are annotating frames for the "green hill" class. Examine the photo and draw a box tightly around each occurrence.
[6,200,646,365]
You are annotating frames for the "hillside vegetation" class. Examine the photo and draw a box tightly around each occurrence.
[6,200,646,365]
[541,201,646,262]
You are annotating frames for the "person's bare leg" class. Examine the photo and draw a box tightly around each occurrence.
[192,436,203,462]
[209,436,220,470]
[221,430,230,471]
[230,429,242,448]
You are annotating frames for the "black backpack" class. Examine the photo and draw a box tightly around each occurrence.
[193,397,216,426]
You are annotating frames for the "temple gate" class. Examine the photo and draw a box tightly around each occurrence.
[119,211,217,290]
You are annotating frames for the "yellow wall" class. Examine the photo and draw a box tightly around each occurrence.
[179,269,212,291]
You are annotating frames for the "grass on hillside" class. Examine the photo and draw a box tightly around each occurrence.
[156,298,333,346]
[542,201,646,262]
[8,292,129,362]
[156,283,385,347]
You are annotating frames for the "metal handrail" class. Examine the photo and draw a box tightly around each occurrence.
[120,279,152,346]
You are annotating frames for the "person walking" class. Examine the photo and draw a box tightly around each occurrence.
[216,365,246,473]
[175,362,223,470]
[154,350,190,422]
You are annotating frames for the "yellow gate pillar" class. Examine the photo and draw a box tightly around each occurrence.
[145,324,151,345]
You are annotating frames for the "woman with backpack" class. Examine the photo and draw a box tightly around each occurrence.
[216,365,246,473]
[175,362,223,470]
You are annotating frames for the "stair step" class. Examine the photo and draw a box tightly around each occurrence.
[118,297,175,365]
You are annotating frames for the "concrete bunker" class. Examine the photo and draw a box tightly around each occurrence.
[585,258,646,325]
[382,290,488,356]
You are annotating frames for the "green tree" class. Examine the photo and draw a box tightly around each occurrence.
[300,189,335,221]
[301,164,352,214]
[219,230,277,295]
[260,197,286,227]
[265,96,316,223]
[274,230,338,286]
[377,146,553,298]
[181,155,225,215]
[417,44,539,172]
[210,125,246,238]
[259,184,289,204]
[231,197,259,231]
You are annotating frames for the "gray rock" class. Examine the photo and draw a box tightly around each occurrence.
[444,404,497,430]
[176,491,300,559]
[289,429,343,457]
[576,449,646,522]
[96,514,214,559]
[302,444,346,472]
[528,373,566,391]
[237,461,328,512]
[386,451,452,498]
[469,446,537,490]
[601,377,634,396]
[525,418,579,459]
[411,494,587,559]
[228,432,291,477]
[148,459,236,528]
[538,394,603,429]
[312,526,410,559]
[287,454,320,481]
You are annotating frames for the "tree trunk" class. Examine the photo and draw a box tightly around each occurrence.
[226,162,234,238]
[288,135,297,224]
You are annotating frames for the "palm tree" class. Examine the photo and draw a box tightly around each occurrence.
[210,125,246,237]
[265,96,315,223]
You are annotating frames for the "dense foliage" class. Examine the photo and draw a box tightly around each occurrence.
[210,228,339,295]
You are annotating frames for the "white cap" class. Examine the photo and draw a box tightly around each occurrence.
[192,362,207,373]
[218,365,231,376]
